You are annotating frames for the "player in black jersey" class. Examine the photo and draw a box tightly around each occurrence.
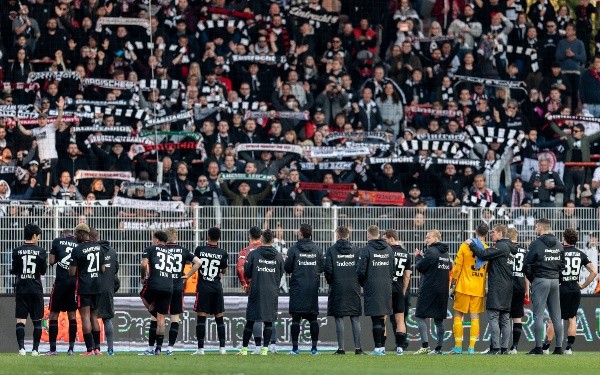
[47,230,78,355]
[192,227,228,355]
[140,231,199,355]
[12,223,46,356]
[543,228,597,355]
[92,228,119,356]
[383,229,412,355]
[164,228,200,355]
[507,227,530,354]
[69,223,107,355]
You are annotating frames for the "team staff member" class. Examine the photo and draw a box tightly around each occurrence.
[165,228,199,356]
[285,223,323,355]
[70,223,107,356]
[12,223,46,356]
[47,230,78,356]
[382,229,412,355]
[467,224,515,355]
[93,229,119,356]
[324,226,364,355]
[524,218,565,355]
[448,223,489,355]
[508,227,529,354]
[237,226,265,353]
[357,225,395,355]
[414,230,451,355]
[240,229,284,356]
[543,228,597,355]
[193,227,228,356]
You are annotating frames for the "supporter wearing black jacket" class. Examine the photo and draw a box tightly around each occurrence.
[324,226,363,354]
[468,225,515,354]
[524,218,565,354]
[284,223,323,354]
[414,230,451,354]
[356,225,394,354]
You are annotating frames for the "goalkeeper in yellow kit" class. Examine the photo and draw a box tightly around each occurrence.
[448,223,489,355]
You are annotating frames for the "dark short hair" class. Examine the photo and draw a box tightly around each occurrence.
[384,229,398,240]
[563,228,578,245]
[154,230,168,243]
[299,223,312,238]
[262,228,274,244]
[89,228,99,242]
[24,223,42,240]
[249,226,262,240]
[336,226,350,239]
[476,223,489,237]
[207,226,221,241]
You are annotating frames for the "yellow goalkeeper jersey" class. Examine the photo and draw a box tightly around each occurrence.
[452,240,488,297]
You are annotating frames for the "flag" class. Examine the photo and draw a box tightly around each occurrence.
[472,237,488,270]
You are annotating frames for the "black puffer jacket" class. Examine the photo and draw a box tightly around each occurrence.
[324,239,362,317]
[415,242,451,319]
[470,238,514,312]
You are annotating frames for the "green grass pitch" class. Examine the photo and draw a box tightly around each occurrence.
[1,352,599,375]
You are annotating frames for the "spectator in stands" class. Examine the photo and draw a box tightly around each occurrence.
[464,174,500,206]
[579,55,600,117]
[50,170,82,201]
[169,162,193,202]
[549,122,600,200]
[556,23,586,111]
[530,158,565,208]
[219,179,272,207]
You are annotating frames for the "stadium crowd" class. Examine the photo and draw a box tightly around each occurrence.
[1,0,600,215]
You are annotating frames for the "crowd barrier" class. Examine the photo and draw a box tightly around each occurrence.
[0,205,599,295]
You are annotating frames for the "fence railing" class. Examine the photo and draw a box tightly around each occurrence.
[1,205,598,295]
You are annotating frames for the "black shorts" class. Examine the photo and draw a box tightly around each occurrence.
[560,290,581,320]
[49,279,77,313]
[169,289,184,315]
[194,290,224,315]
[392,292,406,314]
[97,291,115,319]
[510,291,525,319]
[15,293,44,320]
[78,294,99,309]
[141,288,172,315]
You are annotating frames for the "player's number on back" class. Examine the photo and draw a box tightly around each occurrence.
[21,255,37,274]
[513,252,525,272]
[87,252,100,273]
[199,258,220,279]
[155,253,183,273]
[394,257,407,280]
[61,246,73,267]
[563,256,581,277]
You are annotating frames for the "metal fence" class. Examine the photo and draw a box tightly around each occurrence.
[1,204,599,295]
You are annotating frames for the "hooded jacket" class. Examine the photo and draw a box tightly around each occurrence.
[98,240,119,294]
[357,238,394,316]
[525,233,565,281]
[324,239,362,317]
[469,238,514,311]
[415,242,451,319]
[245,245,284,322]
[285,237,323,314]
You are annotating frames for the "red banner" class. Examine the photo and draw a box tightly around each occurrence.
[329,190,405,206]
[299,182,355,191]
